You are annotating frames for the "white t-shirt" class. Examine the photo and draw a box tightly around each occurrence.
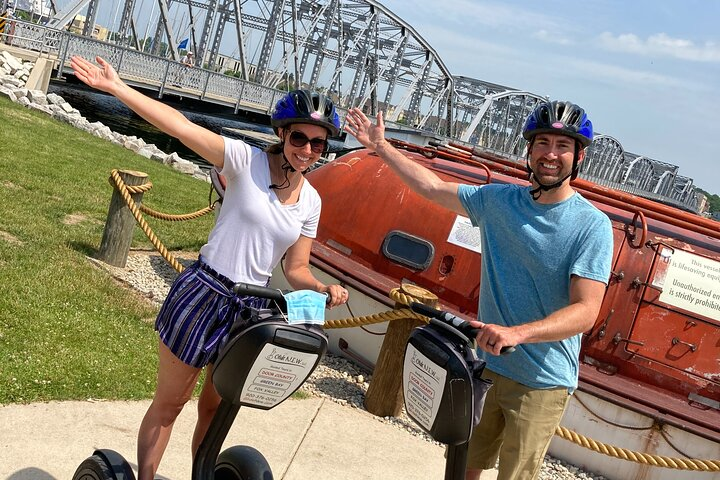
[199,137,321,284]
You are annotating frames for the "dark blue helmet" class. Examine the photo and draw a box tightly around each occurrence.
[523,101,593,148]
[271,90,340,137]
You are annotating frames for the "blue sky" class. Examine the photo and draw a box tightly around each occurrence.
[377,0,720,194]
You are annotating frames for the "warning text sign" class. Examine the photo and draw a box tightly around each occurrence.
[658,250,720,321]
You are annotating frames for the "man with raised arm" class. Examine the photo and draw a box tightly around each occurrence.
[345,102,612,480]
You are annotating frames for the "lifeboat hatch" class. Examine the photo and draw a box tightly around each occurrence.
[627,246,720,388]
[584,226,648,352]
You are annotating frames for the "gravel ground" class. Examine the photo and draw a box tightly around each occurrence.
[95,250,607,480]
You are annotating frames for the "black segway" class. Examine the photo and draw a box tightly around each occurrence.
[73,283,328,480]
[403,302,514,480]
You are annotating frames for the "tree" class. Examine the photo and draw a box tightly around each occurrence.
[276,73,296,91]
[698,188,720,213]
[12,9,30,21]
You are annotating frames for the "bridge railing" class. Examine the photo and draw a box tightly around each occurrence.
[2,19,285,115]
[2,18,62,54]
[55,33,286,114]
[582,175,698,212]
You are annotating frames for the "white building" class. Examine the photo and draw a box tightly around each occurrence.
[11,0,51,16]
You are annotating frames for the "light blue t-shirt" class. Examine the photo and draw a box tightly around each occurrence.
[458,183,613,391]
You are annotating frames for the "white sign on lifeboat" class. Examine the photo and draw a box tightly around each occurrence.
[656,249,720,321]
[447,215,482,254]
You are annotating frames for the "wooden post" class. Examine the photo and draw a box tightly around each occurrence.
[364,284,438,417]
[97,170,148,268]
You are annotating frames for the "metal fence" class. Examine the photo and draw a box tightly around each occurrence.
[3,19,299,117]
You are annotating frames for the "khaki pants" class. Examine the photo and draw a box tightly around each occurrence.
[466,369,570,480]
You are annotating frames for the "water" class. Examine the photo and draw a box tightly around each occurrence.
[47,83,343,170]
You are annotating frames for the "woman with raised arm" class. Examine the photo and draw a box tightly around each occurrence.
[71,55,349,479]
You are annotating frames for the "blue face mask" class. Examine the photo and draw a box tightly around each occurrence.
[283,290,328,325]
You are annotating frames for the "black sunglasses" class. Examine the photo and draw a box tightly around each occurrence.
[287,130,328,153]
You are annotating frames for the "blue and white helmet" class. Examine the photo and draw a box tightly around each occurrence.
[523,101,593,148]
[271,90,340,137]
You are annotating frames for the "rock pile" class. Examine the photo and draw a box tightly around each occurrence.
[0,50,208,182]
[0,49,30,84]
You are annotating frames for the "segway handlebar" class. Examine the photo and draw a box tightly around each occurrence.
[410,302,515,355]
[232,283,287,309]
[231,283,333,313]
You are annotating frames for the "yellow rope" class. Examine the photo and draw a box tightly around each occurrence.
[140,204,215,221]
[387,288,429,308]
[324,287,429,328]
[121,182,153,194]
[324,308,426,329]
[554,426,720,472]
[110,170,184,273]
[109,171,720,471]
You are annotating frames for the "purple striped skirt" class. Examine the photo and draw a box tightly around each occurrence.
[155,259,268,368]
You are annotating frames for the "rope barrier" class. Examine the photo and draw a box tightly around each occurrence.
[140,204,215,222]
[324,289,430,329]
[554,426,720,472]
[324,308,426,329]
[109,170,719,472]
[114,176,216,222]
[120,181,153,194]
[109,169,214,273]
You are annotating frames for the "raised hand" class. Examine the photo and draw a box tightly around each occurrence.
[344,107,387,152]
[70,56,122,94]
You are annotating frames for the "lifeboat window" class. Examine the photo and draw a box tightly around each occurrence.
[382,231,435,270]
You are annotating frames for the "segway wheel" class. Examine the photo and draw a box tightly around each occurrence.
[72,454,114,480]
[215,445,273,480]
[72,450,135,480]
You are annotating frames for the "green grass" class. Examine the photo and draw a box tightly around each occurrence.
[291,389,312,400]
[0,96,216,403]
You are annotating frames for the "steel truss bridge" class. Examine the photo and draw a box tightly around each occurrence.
[5,0,703,212]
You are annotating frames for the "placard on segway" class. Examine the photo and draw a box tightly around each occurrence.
[402,323,490,446]
[213,313,328,410]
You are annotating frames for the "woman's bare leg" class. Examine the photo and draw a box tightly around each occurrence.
[191,364,222,456]
[137,341,201,480]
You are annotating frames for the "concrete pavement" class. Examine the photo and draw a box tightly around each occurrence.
[0,397,500,479]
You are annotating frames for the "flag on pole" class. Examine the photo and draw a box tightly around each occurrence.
[178,38,189,50]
